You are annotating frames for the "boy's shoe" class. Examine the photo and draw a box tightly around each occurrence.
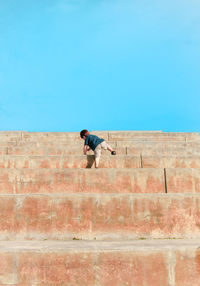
[111,151,116,155]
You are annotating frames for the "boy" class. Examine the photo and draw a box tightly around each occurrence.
[80,129,116,168]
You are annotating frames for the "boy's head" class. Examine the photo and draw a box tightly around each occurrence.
[80,129,89,139]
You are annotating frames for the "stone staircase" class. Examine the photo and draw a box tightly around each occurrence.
[0,131,200,285]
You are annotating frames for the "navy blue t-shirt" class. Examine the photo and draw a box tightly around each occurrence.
[84,134,104,151]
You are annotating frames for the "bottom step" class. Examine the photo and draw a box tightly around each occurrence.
[0,240,200,285]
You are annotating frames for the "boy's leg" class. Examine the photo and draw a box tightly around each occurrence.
[94,145,101,168]
[101,141,116,154]
[95,156,100,168]
[106,144,113,152]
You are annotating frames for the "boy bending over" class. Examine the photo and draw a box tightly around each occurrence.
[80,129,116,168]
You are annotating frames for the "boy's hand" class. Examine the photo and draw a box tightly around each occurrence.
[83,145,88,155]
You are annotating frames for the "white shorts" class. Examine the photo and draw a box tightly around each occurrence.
[94,141,110,159]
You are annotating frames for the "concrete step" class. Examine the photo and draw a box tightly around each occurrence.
[0,240,199,285]
[0,131,108,142]
[20,131,111,143]
[1,193,200,240]
[166,168,200,193]
[1,130,198,140]
[0,144,200,156]
[21,131,164,141]
[138,148,200,156]
[0,131,199,144]
[0,131,23,134]
[4,146,125,156]
[3,140,200,149]
[0,131,24,142]
[22,131,110,141]
[109,131,200,142]
[0,155,141,169]
[20,134,200,143]
[0,155,200,169]
[142,156,200,168]
[0,168,200,194]
[0,168,165,194]
[116,141,200,148]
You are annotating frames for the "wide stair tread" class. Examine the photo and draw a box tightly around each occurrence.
[1,240,200,285]
[0,130,200,285]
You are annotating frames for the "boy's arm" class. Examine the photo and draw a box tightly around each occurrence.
[83,145,90,155]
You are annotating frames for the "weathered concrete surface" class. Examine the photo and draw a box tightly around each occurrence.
[0,155,141,169]
[109,131,200,142]
[3,140,200,149]
[0,240,199,286]
[22,131,110,142]
[21,131,163,141]
[0,131,199,142]
[1,155,200,169]
[0,130,200,285]
[4,139,200,146]
[129,147,200,156]
[1,139,200,156]
[0,194,200,240]
[166,168,200,193]
[0,168,165,194]
[4,146,126,156]
[142,156,200,168]
[0,131,23,142]
[1,145,199,156]
[116,141,200,148]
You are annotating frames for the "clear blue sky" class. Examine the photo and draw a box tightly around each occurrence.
[0,0,199,132]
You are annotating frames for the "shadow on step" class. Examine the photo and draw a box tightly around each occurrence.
[86,155,95,168]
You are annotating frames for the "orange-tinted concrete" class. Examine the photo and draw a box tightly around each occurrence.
[142,156,200,168]
[0,240,199,286]
[0,131,199,142]
[116,141,200,148]
[0,194,199,240]
[19,252,95,285]
[22,131,109,142]
[0,155,141,169]
[0,197,15,235]
[166,168,200,193]
[0,130,199,284]
[97,251,169,286]
[0,253,17,285]
[175,249,200,286]
[0,251,169,286]
[0,168,165,194]
[4,139,200,150]
[128,147,197,156]
[5,146,126,156]
[0,145,199,156]
[109,131,199,142]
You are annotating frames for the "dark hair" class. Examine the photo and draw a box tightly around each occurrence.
[80,129,88,138]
